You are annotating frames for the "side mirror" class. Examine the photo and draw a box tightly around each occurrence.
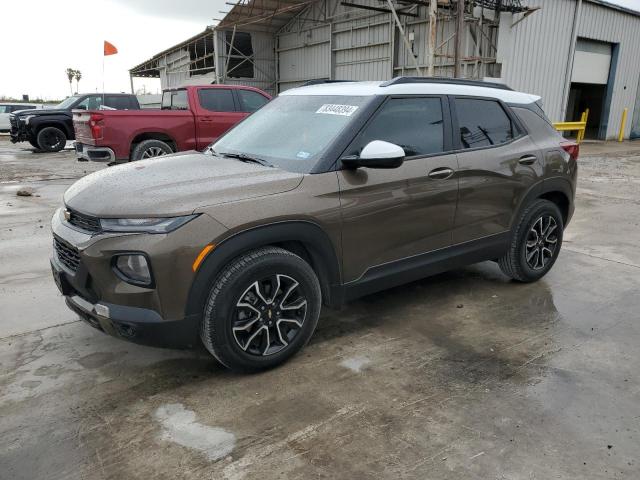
[75,105,87,110]
[342,140,405,169]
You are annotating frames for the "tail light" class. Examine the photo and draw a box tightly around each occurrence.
[561,141,579,161]
[89,113,104,140]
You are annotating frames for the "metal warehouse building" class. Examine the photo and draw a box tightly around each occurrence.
[130,0,640,140]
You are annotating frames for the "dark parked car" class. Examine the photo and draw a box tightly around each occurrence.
[50,77,578,372]
[10,93,139,152]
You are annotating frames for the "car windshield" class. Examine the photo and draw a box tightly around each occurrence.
[211,95,372,173]
[56,96,81,109]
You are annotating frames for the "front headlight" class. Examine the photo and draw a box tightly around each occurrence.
[21,115,35,124]
[100,215,198,233]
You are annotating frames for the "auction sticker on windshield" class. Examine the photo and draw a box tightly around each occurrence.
[316,104,359,116]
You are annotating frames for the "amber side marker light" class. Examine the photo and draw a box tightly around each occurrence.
[192,244,215,272]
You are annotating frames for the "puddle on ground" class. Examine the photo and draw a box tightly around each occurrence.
[340,356,371,372]
[154,403,236,461]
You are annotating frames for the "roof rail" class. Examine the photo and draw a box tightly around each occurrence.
[301,79,355,87]
[380,76,513,91]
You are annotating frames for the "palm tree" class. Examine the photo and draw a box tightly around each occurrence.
[74,70,82,93]
[66,68,75,95]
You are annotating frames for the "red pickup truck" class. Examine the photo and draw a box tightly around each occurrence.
[73,85,271,163]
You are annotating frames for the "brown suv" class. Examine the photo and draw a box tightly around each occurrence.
[50,77,578,371]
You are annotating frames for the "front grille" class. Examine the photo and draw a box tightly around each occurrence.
[54,236,81,272]
[9,115,18,129]
[67,208,102,233]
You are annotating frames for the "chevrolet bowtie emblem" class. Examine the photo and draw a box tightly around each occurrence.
[63,209,71,221]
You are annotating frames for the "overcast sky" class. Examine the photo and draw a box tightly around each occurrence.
[0,0,639,101]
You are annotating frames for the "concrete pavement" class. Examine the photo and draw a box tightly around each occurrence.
[1,137,639,479]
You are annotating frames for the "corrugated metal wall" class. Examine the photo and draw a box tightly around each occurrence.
[498,0,640,139]
[275,0,504,92]
[276,4,394,91]
[577,1,640,138]
[150,0,640,138]
[217,30,277,95]
[278,24,331,90]
[497,0,576,123]
[331,12,392,81]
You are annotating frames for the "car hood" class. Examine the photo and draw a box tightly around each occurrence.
[15,108,67,117]
[63,151,304,217]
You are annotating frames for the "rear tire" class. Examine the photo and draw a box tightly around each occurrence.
[131,139,173,161]
[200,247,321,372]
[37,127,67,152]
[498,199,563,282]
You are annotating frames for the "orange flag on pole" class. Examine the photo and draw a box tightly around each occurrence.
[104,40,118,56]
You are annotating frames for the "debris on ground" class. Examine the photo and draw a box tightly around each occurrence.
[16,187,34,197]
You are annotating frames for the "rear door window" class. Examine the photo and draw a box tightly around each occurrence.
[75,95,104,110]
[237,90,269,112]
[105,96,134,110]
[454,98,514,149]
[198,89,236,112]
[346,97,445,157]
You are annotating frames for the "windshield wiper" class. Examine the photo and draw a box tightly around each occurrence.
[217,151,274,168]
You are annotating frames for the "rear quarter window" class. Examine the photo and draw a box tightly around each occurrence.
[511,106,562,140]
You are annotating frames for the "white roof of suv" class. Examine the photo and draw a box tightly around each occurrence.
[282,80,541,105]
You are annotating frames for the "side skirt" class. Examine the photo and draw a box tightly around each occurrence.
[342,232,511,302]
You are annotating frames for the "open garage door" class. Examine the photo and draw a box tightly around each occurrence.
[566,38,613,140]
[566,38,614,138]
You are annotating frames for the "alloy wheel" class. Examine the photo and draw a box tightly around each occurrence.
[44,131,64,150]
[525,215,558,270]
[141,146,167,158]
[232,274,307,356]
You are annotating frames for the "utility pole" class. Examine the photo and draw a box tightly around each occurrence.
[454,0,465,78]
[427,0,437,76]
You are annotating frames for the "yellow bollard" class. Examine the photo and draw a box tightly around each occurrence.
[580,108,589,142]
[578,111,586,143]
[618,108,628,142]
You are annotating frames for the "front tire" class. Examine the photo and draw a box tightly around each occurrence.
[498,199,563,282]
[28,138,41,150]
[200,247,321,372]
[131,139,173,161]
[36,127,67,152]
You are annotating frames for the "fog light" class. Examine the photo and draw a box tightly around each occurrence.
[114,254,152,286]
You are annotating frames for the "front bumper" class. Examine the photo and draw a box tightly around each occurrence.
[76,142,116,163]
[51,253,200,348]
[50,208,227,349]
[9,117,30,143]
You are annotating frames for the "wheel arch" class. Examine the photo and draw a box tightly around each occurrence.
[511,177,574,230]
[184,221,343,321]
[34,120,72,139]
[129,132,177,157]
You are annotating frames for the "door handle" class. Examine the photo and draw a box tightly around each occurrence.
[428,167,455,180]
[518,155,537,165]
[200,117,214,122]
